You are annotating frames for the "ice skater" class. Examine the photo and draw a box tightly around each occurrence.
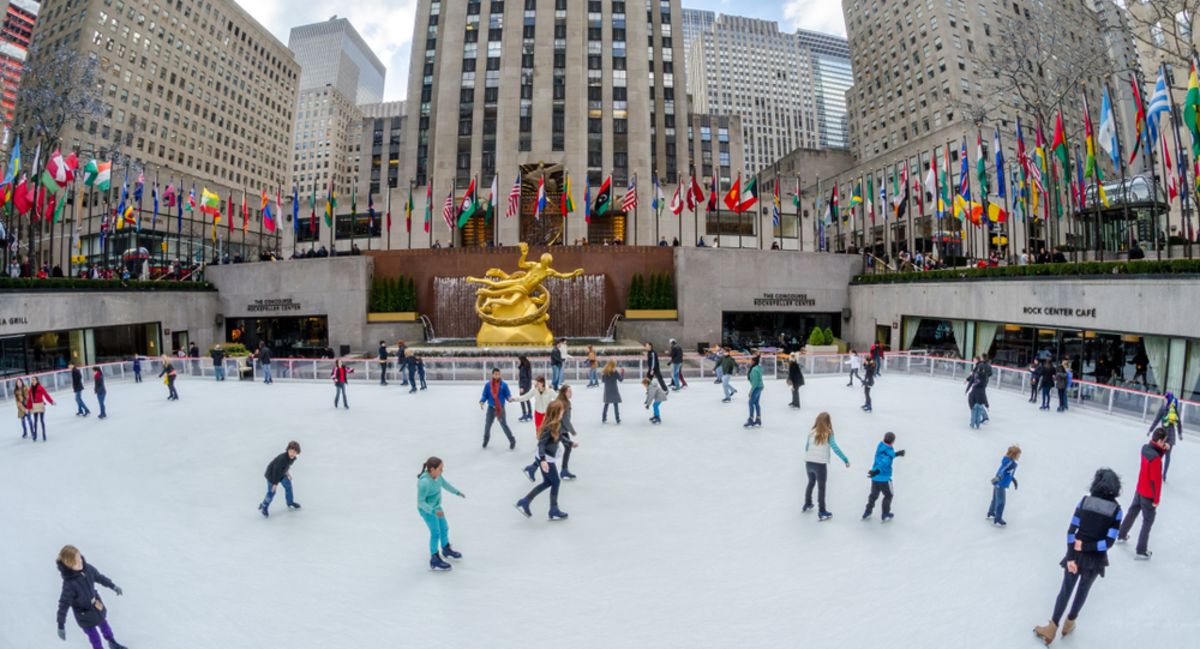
[405,351,427,392]
[862,431,904,521]
[210,345,226,381]
[417,456,466,571]
[787,352,805,409]
[719,348,738,402]
[803,412,850,520]
[966,363,989,428]
[70,363,91,416]
[844,350,862,386]
[331,359,353,409]
[515,400,570,521]
[601,360,624,424]
[1117,428,1168,560]
[1032,468,1123,645]
[131,356,142,383]
[1028,359,1041,403]
[870,341,884,376]
[26,375,54,441]
[258,441,302,518]
[554,386,580,479]
[669,338,687,390]
[516,356,533,421]
[986,445,1020,526]
[586,345,599,387]
[550,338,568,390]
[377,340,389,385]
[861,356,876,413]
[480,367,516,450]
[92,367,107,420]
[257,342,273,384]
[1147,392,1182,481]
[14,378,31,439]
[1055,360,1072,412]
[743,353,763,428]
[512,375,554,431]
[158,357,178,400]
[643,375,668,424]
[645,341,668,392]
[396,340,409,386]
[1038,360,1055,410]
[55,545,127,649]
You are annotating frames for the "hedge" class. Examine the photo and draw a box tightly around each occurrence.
[369,276,417,312]
[627,271,676,310]
[0,277,216,291]
[852,259,1200,284]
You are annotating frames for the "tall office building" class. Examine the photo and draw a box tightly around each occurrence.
[18,0,299,268]
[679,8,712,95]
[689,15,850,174]
[0,0,38,142]
[402,0,691,248]
[286,17,387,253]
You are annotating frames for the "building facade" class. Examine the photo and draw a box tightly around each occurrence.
[0,0,37,141]
[678,7,712,96]
[402,0,691,249]
[796,29,852,151]
[288,17,385,108]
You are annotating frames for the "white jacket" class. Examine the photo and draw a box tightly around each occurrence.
[844,355,862,370]
[512,387,556,414]
[805,430,849,465]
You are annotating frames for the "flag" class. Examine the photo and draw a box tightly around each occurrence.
[1129,75,1149,164]
[12,175,31,215]
[1098,86,1119,171]
[653,176,665,213]
[724,176,758,212]
[535,176,547,220]
[367,190,375,233]
[151,183,159,229]
[894,162,909,220]
[620,175,638,213]
[164,184,176,208]
[442,185,456,230]
[405,184,414,233]
[560,172,575,217]
[829,184,839,223]
[723,176,740,212]
[912,169,924,216]
[1179,61,1199,157]
[485,175,498,223]
[1034,121,1049,217]
[994,127,1006,200]
[309,184,318,233]
[1051,111,1069,171]
[687,175,705,211]
[865,174,874,222]
[1163,130,1179,200]
[1083,92,1109,207]
[324,182,337,227]
[292,186,300,234]
[584,175,592,224]
[975,133,989,199]
[924,158,938,215]
[2,135,19,189]
[41,150,77,194]
[708,176,718,211]
[424,182,432,233]
[593,175,612,215]
[187,186,196,212]
[958,139,971,214]
[849,183,863,206]
[457,176,478,228]
[114,171,128,229]
[225,194,232,234]
[133,171,144,203]
[82,159,111,191]
[506,174,521,218]
[264,190,276,232]
[772,178,781,226]
[669,183,683,216]
[1074,145,1086,207]
[941,144,952,218]
[200,188,220,216]
[241,191,249,233]
[1147,67,1171,143]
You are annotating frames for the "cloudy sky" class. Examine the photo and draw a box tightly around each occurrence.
[241,0,846,102]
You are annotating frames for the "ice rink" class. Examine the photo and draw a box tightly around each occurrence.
[0,371,1195,649]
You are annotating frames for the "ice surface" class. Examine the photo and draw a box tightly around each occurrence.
[1,373,1195,649]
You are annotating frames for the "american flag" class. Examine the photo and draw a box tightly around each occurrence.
[506,174,521,218]
[442,187,456,231]
[620,176,637,212]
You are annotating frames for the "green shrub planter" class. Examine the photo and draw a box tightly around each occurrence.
[852,259,1200,284]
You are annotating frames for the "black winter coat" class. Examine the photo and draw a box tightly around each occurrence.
[550,347,563,367]
[210,349,225,364]
[71,368,84,392]
[264,452,295,484]
[258,347,272,364]
[56,558,117,630]
[93,372,106,396]
[518,362,533,391]
[787,361,805,386]
[670,344,683,365]
[646,349,661,374]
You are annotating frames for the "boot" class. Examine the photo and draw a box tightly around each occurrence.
[259,502,269,518]
[287,502,302,510]
[107,640,128,649]
[1033,621,1057,645]
[560,470,577,480]
[523,464,537,483]
[548,507,569,521]
[430,553,452,571]
[514,499,532,518]
[441,544,462,560]
[1061,619,1075,637]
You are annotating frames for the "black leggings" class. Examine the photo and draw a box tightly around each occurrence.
[804,462,828,512]
[603,403,620,421]
[524,463,561,509]
[1052,568,1099,624]
[520,400,532,418]
[561,442,573,472]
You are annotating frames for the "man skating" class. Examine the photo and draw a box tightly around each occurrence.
[480,368,516,450]
[1117,428,1169,560]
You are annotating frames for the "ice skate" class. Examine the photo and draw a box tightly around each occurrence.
[802,504,814,513]
[514,499,532,518]
[430,553,452,571]
[258,503,269,518]
[818,512,833,521]
[881,512,894,523]
[524,465,537,483]
[754,418,762,427]
[1033,621,1057,645]
[548,507,569,521]
[743,419,755,428]
[560,470,577,480]
[1061,619,1075,637]
[287,502,301,510]
[441,544,462,560]
[1135,551,1152,560]
[107,640,128,649]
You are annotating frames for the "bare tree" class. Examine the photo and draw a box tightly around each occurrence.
[1124,0,1199,82]
[12,45,105,148]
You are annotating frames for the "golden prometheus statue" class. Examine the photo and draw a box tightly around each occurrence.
[466,242,584,346]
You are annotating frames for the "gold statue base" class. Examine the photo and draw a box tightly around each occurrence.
[476,321,554,347]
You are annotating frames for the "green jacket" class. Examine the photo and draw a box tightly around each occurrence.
[748,364,763,389]
[417,472,461,515]
[719,355,738,375]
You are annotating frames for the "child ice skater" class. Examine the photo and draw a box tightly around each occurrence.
[643,375,668,424]
[862,431,904,521]
[55,545,127,649]
[417,456,466,571]
[515,400,570,521]
[259,441,302,518]
[804,412,850,520]
[987,445,1021,526]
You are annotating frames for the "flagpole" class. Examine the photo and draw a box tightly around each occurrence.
[428,176,433,249]
[795,175,803,253]
[907,155,916,257]
[693,170,700,248]
[1166,62,1191,260]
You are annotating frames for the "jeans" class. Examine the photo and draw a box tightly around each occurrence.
[483,406,515,447]
[864,481,893,517]
[551,364,563,389]
[133,369,141,383]
[722,374,736,400]
[603,402,621,422]
[214,365,225,381]
[790,384,801,407]
[847,369,861,386]
[419,510,450,555]
[408,365,418,390]
[82,621,116,649]
[523,462,561,509]
[1051,568,1099,625]
[1041,386,1052,408]
[166,375,178,399]
[334,383,349,408]
[652,401,662,419]
[987,485,1007,522]
[1163,448,1172,481]
[96,393,107,418]
[1057,388,1068,410]
[30,412,46,439]
[20,414,30,437]
[970,403,987,428]
[74,391,90,415]
[379,362,388,385]
[262,363,273,384]
[748,387,763,420]
[588,367,598,386]
[1118,493,1157,555]
[398,359,409,385]
[804,461,828,513]
[261,477,295,512]
[672,364,682,388]
[863,384,873,409]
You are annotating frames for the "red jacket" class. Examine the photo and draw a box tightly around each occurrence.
[1136,442,1166,505]
[331,366,353,384]
[26,383,54,408]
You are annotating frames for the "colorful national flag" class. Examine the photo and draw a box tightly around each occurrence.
[560,172,575,217]
[724,175,758,213]
[669,183,683,216]
[1147,67,1171,143]
[653,176,665,213]
[584,175,592,224]
[620,175,638,213]
[424,181,432,233]
[151,183,159,229]
[457,176,478,228]
[506,174,521,218]
[535,176,547,220]
[1083,92,1108,207]
[687,175,705,212]
[485,175,498,223]
[993,127,1006,201]
[593,175,612,216]
[1098,86,1119,171]
[82,159,111,191]
[1051,111,1069,171]
[708,176,718,212]
[1129,75,1149,164]
[442,185,456,230]
[292,186,300,234]
[325,182,336,227]
[772,178,781,226]
[1163,130,1179,201]
[200,188,220,216]
[405,184,415,233]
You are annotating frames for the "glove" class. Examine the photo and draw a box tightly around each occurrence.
[58,628,66,641]
[868,469,880,478]
[1012,478,1019,491]
[113,585,123,596]
[895,450,906,457]
[990,476,1000,486]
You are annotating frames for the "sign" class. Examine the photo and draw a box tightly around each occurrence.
[247,298,303,313]
[1022,305,1097,318]
[753,292,816,308]
[0,315,29,327]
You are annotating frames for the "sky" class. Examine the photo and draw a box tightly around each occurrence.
[240,1,846,103]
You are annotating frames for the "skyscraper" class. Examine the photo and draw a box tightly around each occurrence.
[679,8,713,95]
[0,0,38,141]
[797,29,852,150]
[288,17,386,106]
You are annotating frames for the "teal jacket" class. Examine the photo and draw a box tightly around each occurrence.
[748,364,763,389]
[417,472,461,515]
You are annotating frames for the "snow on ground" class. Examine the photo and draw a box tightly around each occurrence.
[0,372,1195,649]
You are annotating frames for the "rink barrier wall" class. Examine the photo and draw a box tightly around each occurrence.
[0,353,1188,429]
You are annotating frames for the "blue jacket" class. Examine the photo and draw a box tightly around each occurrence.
[480,380,512,409]
[993,456,1018,489]
[870,441,896,482]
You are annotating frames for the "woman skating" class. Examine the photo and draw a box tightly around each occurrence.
[586,345,599,387]
[26,376,54,441]
[861,357,876,413]
[157,357,178,400]
[643,375,668,424]
[512,375,554,431]
[744,354,763,428]
[1033,468,1123,645]
[417,456,466,571]
[787,352,805,409]
[516,355,533,421]
[55,545,128,649]
[515,400,570,521]
[803,412,850,520]
[601,360,625,424]
[14,378,31,439]
[552,386,579,480]
[986,446,1021,526]
[331,359,353,409]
